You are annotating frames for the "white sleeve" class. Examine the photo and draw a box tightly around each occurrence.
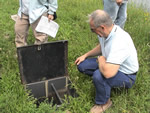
[106,38,130,64]
[47,0,58,15]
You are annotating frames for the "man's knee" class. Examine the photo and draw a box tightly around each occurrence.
[77,63,85,73]
[92,70,103,83]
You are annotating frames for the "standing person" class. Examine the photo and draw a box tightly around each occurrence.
[103,0,128,29]
[15,0,58,47]
[75,10,139,113]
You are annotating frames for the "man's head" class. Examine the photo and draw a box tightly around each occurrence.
[88,10,113,38]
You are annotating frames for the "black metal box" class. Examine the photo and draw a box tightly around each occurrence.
[17,40,68,84]
[17,40,76,105]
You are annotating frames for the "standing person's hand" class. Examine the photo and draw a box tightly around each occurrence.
[48,14,54,21]
[116,0,123,5]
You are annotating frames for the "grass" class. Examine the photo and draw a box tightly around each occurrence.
[0,0,150,113]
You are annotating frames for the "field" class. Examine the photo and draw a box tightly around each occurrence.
[0,0,150,113]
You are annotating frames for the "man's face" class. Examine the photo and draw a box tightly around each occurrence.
[90,20,107,38]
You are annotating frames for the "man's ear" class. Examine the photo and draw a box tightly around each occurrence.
[100,25,105,30]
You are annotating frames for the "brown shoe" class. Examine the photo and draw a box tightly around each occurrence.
[90,99,112,113]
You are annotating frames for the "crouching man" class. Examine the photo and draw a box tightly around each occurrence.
[75,9,139,113]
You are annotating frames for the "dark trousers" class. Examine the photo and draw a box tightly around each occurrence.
[77,58,136,104]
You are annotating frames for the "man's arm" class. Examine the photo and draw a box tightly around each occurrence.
[75,44,101,65]
[97,56,120,78]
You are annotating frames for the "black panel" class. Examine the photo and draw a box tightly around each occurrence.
[47,77,78,105]
[17,40,68,84]
[25,77,78,106]
[26,81,45,98]
[48,76,67,93]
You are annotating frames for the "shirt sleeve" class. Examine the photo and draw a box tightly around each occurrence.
[47,0,58,15]
[106,37,130,65]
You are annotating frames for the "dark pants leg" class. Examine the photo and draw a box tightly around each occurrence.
[77,58,136,104]
[77,58,98,76]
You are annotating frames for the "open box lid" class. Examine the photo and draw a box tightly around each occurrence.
[17,40,68,84]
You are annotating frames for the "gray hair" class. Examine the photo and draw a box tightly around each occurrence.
[88,10,113,28]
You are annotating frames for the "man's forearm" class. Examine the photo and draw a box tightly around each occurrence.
[98,56,120,78]
[85,44,101,58]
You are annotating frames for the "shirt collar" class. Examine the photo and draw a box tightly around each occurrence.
[105,25,117,41]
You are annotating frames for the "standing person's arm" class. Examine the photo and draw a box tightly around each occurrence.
[75,44,101,65]
[47,0,58,20]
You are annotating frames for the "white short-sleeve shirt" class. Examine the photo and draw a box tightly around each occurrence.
[98,25,139,74]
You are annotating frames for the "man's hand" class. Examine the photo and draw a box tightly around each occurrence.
[97,56,106,64]
[75,55,87,65]
[116,0,123,6]
[48,14,54,21]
